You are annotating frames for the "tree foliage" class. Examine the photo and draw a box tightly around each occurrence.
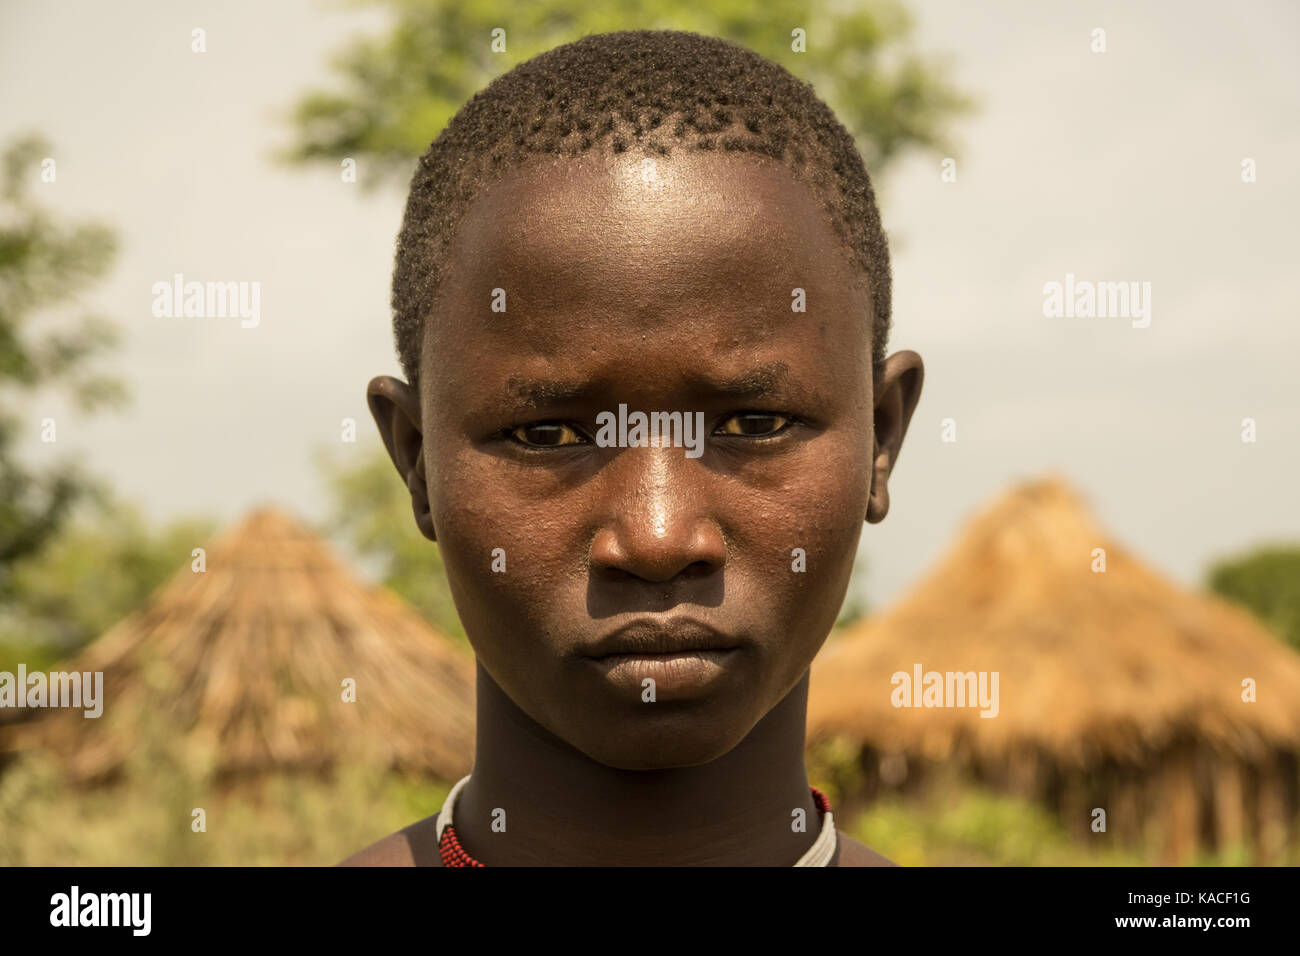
[281,0,973,188]
[315,443,467,644]
[1208,546,1300,653]
[0,132,126,584]
[0,495,216,669]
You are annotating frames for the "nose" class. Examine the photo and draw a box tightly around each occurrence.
[588,447,727,584]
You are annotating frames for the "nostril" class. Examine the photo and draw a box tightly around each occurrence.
[681,559,719,579]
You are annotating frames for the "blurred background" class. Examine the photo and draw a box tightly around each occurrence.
[1,0,1297,865]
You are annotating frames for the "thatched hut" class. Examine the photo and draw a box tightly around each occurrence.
[4,508,475,784]
[808,475,1300,862]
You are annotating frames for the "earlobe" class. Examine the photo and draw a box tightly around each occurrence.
[366,375,437,542]
[866,465,891,524]
[864,350,925,526]
[408,453,437,542]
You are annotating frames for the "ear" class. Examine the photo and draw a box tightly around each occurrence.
[866,350,924,524]
[367,375,436,542]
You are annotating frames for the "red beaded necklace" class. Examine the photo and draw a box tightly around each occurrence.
[438,784,833,867]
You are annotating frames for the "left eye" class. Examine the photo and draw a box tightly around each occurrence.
[716,413,792,437]
[510,422,586,447]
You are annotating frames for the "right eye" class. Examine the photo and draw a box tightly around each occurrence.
[716,412,793,438]
[508,422,587,448]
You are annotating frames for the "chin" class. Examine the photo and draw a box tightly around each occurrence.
[566,709,754,770]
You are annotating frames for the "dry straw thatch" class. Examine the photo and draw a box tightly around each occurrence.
[808,475,1300,861]
[4,508,475,784]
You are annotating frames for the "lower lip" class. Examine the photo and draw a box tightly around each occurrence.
[583,649,741,696]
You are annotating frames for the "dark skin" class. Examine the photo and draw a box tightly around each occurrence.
[341,149,922,866]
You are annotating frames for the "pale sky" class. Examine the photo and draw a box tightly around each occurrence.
[2,0,1297,611]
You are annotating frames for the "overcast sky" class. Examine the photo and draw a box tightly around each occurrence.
[2,0,1297,611]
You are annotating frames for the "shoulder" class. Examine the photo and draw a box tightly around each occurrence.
[336,812,443,867]
[336,831,414,867]
[834,829,897,867]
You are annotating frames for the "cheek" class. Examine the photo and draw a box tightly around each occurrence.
[727,430,872,626]
[426,445,580,632]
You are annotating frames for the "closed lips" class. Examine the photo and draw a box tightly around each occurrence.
[582,619,742,659]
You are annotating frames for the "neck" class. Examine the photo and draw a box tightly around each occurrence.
[452,663,823,865]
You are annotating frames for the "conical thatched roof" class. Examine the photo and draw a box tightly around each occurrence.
[808,475,1300,766]
[9,508,475,783]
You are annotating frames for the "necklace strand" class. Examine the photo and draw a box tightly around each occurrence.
[435,775,837,867]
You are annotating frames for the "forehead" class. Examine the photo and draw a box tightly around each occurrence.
[422,150,871,389]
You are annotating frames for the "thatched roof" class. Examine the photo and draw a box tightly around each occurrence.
[807,475,1300,767]
[6,508,475,782]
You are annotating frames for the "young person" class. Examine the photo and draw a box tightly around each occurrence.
[342,28,923,866]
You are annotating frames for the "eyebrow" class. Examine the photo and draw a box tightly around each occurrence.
[503,376,592,409]
[498,361,824,410]
[711,362,830,410]
[709,362,795,397]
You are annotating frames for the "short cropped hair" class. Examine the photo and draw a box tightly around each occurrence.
[392,29,892,388]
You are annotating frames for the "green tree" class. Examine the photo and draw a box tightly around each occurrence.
[315,443,467,644]
[1207,546,1300,652]
[0,496,216,670]
[281,0,972,188]
[0,132,126,584]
